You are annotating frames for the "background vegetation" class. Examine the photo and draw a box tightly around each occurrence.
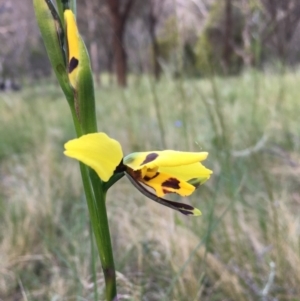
[2,0,300,86]
[1,0,300,300]
[1,70,300,300]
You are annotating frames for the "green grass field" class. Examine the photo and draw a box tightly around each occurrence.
[1,69,300,300]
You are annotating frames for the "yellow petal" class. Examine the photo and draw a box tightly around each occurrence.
[64,9,80,89]
[159,162,212,182]
[64,133,123,182]
[192,207,202,216]
[141,171,196,197]
[124,150,209,170]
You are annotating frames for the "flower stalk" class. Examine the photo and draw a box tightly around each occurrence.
[33,1,117,300]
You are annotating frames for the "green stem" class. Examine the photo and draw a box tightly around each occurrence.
[78,163,117,300]
[89,171,117,300]
[90,223,99,301]
[69,101,117,300]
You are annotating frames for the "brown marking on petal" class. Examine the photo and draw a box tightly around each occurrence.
[134,170,142,178]
[162,188,171,194]
[162,178,180,190]
[144,172,159,181]
[69,57,79,73]
[127,169,142,180]
[141,153,159,165]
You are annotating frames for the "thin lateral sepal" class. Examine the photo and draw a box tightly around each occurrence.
[55,0,64,30]
[44,0,66,65]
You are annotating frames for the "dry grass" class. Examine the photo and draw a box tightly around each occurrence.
[1,69,300,300]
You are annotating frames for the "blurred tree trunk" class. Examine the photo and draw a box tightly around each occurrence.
[86,1,101,86]
[241,1,253,67]
[261,0,300,63]
[148,0,161,81]
[90,42,100,86]
[222,0,233,73]
[108,49,114,85]
[233,0,254,67]
[107,0,135,87]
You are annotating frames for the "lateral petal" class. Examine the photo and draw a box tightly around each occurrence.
[159,162,212,183]
[141,172,196,197]
[64,133,123,182]
[124,150,209,170]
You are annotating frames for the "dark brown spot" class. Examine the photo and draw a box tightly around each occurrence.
[141,153,159,165]
[69,57,79,73]
[162,178,180,190]
[127,168,142,180]
[144,172,159,181]
[113,159,126,174]
[133,170,142,178]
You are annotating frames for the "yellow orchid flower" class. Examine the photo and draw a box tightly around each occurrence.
[64,133,213,216]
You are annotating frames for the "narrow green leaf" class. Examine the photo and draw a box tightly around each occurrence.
[76,37,97,134]
[55,0,64,25]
